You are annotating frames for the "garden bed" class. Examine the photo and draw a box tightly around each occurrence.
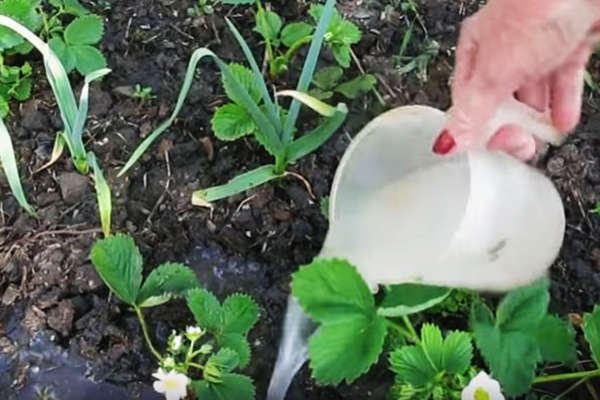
[1,0,600,399]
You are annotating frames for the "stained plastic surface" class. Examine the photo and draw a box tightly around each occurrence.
[320,103,566,291]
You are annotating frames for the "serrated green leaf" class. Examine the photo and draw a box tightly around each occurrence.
[206,348,239,374]
[472,302,541,396]
[222,64,261,105]
[136,263,199,308]
[222,294,259,335]
[280,22,313,47]
[312,66,343,91]
[390,344,437,387]
[378,284,451,318]
[535,315,577,366]
[441,331,472,374]
[583,305,600,367]
[335,74,376,99]
[330,44,352,68]
[11,77,30,101]
[218,333,251,368]
[254,9,281,44]
[332,20,362,45]
[291,258,375,324]
[90,234,143,305]
[309,314,387,384]
[187,288,223,332]
[496,278,549,331]
[65,15,103,45]
[0,0,42,50]
[192,373,255,400]
[72,45,107,76]
[63,0,89,16]
[421,324,443,369]
[211,103,256,141]
[49,36,76,73]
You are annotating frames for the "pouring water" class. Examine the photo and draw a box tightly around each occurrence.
[267,102,566,399]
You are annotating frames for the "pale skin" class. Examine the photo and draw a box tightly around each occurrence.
[433,0,600,160]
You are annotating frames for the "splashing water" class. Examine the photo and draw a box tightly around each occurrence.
[267,296,316,400]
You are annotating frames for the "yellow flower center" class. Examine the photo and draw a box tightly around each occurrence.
[165,380,179,389]
[474,387,490,400]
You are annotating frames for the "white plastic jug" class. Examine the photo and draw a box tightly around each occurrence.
[319,99,566,291]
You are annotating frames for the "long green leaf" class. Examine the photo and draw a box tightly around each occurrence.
[281,0,336,145]
[192,164,280,207]
[287,103,347,162]
[225,17,281,131]
[0,117,36,216]
[118,48,282,177]
[87,152,112,237]
[69,68,110,172]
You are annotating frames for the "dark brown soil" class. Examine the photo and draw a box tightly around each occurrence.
[1,0,600,399]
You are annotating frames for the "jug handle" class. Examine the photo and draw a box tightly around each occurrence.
[484,97,565,147]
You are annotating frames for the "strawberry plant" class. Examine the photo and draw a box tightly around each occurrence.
[290,257,600,399]
[91,234,260,400]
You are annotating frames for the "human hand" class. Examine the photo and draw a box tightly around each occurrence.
[433,0,600,160]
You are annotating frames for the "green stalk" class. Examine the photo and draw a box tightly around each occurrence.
[386,320,420,344]
[533,369,600,384]
[134,306,163,361]
[402,316,420,344]
[282,36,313,66]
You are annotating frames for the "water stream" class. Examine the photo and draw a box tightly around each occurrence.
[266,296,315,400]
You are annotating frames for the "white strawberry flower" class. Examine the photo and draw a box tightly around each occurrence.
[152,368,190,400]
[185,326,204,340]
[461,371,505,400]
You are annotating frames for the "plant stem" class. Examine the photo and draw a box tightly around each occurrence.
[402,316,420,344]
[386,320,419,344]
[533,369,600,384]
[134,306,163,362]
[188,362,205,370]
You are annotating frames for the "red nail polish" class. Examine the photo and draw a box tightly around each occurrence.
[433,130,456,155]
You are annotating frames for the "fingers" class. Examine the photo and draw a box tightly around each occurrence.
[550,46,590,132]
[487,125,538,161]
[516,79,550,113]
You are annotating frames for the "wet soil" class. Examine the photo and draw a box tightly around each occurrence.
[1,0,600,399]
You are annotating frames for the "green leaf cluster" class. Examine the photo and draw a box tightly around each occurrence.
[292,258,388,384]
[389,324,473,399]
[90,234,200,308]
[252,3,363,77]
[310,66,376,100]
[0,55,31,117]
[49,14,107,76]
[471,278,577,397]
[308,4,361,68]
[0,0,42,53]
[186,289,260,400]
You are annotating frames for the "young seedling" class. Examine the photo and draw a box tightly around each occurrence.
[91,234,260,400]
[0,15,113,236]
[310,66,376,100]
[252,3,362,77]
[118,0,350,208]
[133,84,156,103]
[187,0,214,17]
